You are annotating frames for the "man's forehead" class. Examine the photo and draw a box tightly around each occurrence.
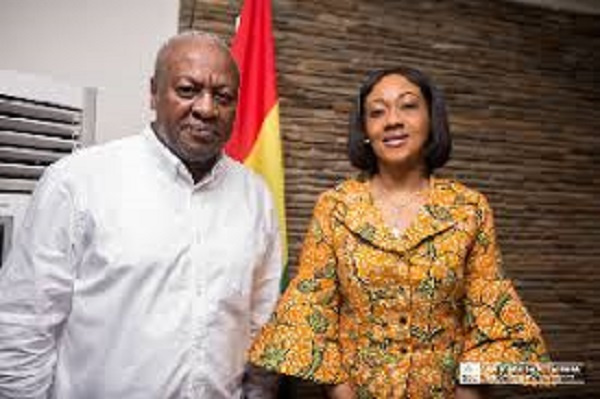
[162,39,238,81]
[167,39,226,63]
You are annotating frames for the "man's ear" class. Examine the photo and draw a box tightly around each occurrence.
[150,77,157,110]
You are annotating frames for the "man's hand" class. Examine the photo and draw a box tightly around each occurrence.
[242,364,278,399]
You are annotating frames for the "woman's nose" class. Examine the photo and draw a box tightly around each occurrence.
[385,106,404,127]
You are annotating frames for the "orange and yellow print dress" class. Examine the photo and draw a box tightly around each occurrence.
[249,177,549,398]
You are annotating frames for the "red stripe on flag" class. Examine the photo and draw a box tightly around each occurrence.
[225,0,278,161]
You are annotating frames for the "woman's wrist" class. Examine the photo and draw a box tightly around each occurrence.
[325,382,355,399]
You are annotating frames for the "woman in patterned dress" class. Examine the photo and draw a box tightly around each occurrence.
[248,67,550,399]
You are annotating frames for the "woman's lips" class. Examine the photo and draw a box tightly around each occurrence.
[382,133,409,147]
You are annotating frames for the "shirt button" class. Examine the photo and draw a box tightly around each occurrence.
[400,316,407,324]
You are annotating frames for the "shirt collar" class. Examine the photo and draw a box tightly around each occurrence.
[142,125,230,189]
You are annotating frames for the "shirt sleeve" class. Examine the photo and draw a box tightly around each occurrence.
[248,192,346,385]
[460,194,550,368]
[0,164,78,399]
[249,196,283,339]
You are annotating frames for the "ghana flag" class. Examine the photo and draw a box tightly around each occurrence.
[225,0,288,287]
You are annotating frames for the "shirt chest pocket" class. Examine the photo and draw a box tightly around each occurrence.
[202,231,261,316]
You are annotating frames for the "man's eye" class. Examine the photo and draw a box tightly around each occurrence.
[214,92,234,106]
[176,86,196,98]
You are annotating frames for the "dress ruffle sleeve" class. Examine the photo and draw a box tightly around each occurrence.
[248,192,347,384]
[460,195,551,384]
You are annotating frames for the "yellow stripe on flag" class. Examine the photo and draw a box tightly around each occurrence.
[243,103,288,263]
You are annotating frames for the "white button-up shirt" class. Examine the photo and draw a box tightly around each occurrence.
[0,128,282,399]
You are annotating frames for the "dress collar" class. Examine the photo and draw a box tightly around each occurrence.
[333,177,458,253]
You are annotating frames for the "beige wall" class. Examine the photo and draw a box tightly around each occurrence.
[0,0,179,143]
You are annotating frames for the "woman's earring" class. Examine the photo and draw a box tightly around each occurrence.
[363,138,371,145]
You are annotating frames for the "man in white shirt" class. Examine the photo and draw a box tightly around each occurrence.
[0,31,281,399]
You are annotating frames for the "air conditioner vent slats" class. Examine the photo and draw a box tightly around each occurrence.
[0,130,75,151]
[0,115,80,139]
[0,96,81,124]
[0,70,96,194]
[0,146,65,164]
[0,163,45,179]
[0,178,37,193]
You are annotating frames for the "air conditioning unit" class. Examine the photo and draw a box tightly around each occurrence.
[0,69,96,193]
[0,70,96,266]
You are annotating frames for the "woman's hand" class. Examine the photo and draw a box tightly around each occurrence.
[325,382,355,399]
[327,384,484,399]
[455,385,485,399]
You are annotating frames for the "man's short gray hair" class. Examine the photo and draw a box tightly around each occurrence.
[153,30,240,84]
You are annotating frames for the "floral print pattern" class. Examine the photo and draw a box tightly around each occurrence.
[249,177,549,398]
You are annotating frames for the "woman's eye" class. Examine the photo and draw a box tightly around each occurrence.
[368,109,385,118]
[401,102,418,110]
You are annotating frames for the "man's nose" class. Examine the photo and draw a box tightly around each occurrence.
[191,92,217,118]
